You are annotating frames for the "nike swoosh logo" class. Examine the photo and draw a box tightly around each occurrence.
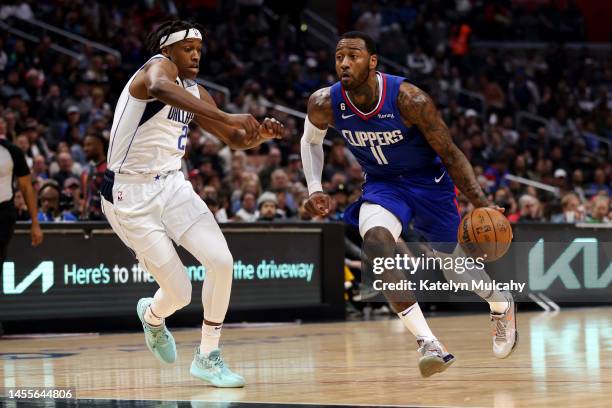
[401,305,416,316]
[342,113,355,119]
[434,171,446,183]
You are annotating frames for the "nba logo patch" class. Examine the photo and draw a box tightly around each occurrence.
[117,191,123,201]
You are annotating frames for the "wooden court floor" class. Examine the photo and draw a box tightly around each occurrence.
[1,307,611,407]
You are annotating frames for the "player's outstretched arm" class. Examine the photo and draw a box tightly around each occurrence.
[137,59,259,136]
[193,85,283,150]
[397,82,489,208]
[301,87,333,216]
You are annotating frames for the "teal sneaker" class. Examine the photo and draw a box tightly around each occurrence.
[190,347,245,388]
[136,298,177,364]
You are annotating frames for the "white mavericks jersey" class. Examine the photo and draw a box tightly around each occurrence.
[107,54,198,174]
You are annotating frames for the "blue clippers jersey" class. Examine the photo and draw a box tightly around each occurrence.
[330,73,442,178]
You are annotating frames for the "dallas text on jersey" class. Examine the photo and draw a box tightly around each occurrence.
[167,106,194,124]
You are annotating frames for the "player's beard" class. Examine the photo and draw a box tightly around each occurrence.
[345,66,371,91]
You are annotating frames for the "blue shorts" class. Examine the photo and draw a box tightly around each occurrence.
[344,173,460,252]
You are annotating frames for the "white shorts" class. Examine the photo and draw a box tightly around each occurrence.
[101,171,209,267]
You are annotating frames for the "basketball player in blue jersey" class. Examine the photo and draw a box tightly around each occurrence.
[301,32,517,377]
[102,20,283,388]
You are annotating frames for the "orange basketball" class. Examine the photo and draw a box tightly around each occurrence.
[457,207,513,262]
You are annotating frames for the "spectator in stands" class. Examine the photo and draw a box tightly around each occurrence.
[88,87,112,123]
[23,119,51,160]
[269,168,296,210]
[406,46,434,77]
[547,108,577,140]
[14,134,32,168]
[52,151,81,188]
[586,168,611,197]
[286,154,304,184]
[37,83,63,125]
[355,3,382,42]
[481,74,506,111]
[205,186,230,223]
[329,184,349,221]
[62,83,92,119]
[258,146,282,190]
[80,133,107,220]
[61,106,87,144]
[571,169,588,202]
[510,72,540,112]
[14,190,30,221]
[515,194,543,222]
[256,191,281,222]
[234,191,258,222]
[553,168,570,193]
[31,155,49,180]
[2,111,17,142]
[37,181,77,222]
[587,195,610,224]
[551,192,585,223]
[62,177,83,218]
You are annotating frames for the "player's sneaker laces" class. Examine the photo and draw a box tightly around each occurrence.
[190,347,245,388]
[416,337,455,378]
[136,298,177,364]
[490,292,518,359]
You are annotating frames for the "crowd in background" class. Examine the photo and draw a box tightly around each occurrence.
[0,0,611,226]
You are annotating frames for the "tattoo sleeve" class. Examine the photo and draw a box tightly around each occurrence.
[397,83,489,208]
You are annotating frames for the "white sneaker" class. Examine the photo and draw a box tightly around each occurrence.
[490,292,518,359]
[417,337,456,377]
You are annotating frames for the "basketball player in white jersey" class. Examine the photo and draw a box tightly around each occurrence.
[101,20,283,388]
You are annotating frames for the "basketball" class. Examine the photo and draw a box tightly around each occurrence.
[457,207,512,262]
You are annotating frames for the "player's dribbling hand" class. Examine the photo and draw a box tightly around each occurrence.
[259,117,284,140]
[305,192,331,217]
[488,205,505,214]
[228,113,259,138]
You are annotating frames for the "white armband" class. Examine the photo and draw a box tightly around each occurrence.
[303,115,327,144]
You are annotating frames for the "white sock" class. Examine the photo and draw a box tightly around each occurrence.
[144,305,163,326]
[200,323,222,354]
[489,299,510,314]
[488,291,509,314]
[397,303,436,341]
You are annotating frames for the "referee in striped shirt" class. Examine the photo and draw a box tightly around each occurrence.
[0,138,43,272]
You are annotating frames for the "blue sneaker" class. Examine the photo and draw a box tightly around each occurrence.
[190,347,245,388]
[136,298,177,364]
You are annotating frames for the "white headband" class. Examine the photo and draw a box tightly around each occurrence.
[159,28,203,49]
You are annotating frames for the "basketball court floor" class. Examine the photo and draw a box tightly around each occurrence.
[1,307,610,407]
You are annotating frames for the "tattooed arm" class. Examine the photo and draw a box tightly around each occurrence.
[397,82,489,208]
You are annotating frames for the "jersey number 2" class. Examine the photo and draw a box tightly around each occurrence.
[177,125,188,150]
